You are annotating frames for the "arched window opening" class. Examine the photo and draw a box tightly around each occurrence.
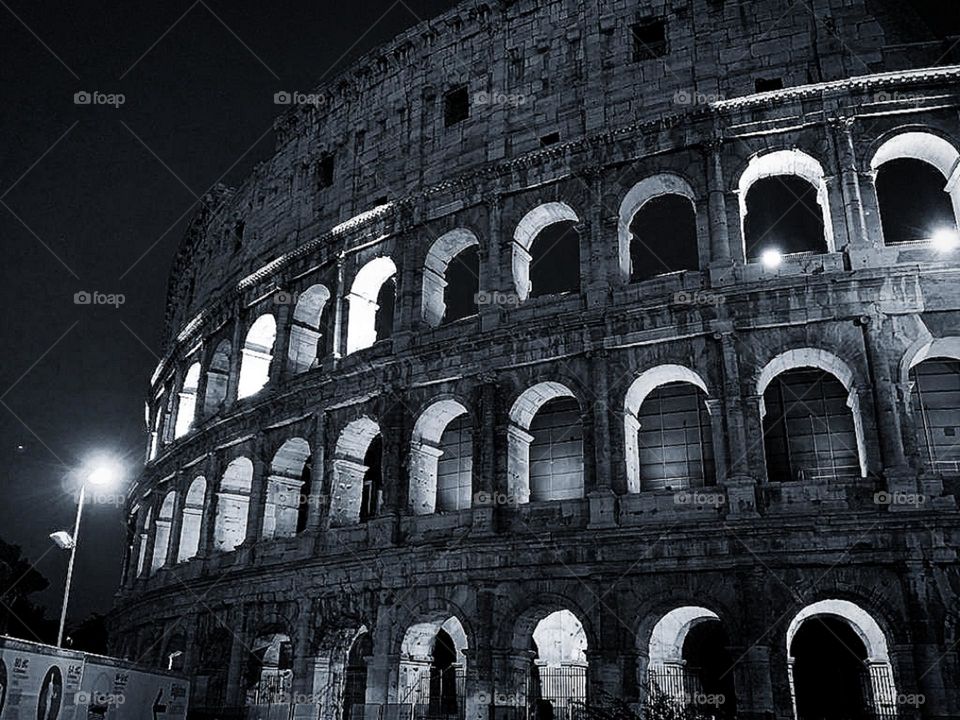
[871,131,960,247]
[876,159,958,245]
[633,381,715,492]
[629,195,699,283]
[739,150,833,262]
[443,247,480,323]
[529,221,580,297]
[238,315,277,399]
[149,401,164,461]
[214,457,253,552]
[360,436,383,523]
[264,438,311,540]
[422,229,480,327]
[174,362,201,438]
[177,476,206,562]
[909,357,960,477]
[744,176,827,260]
[287,284,331,374]
[245,632,293,708]
[195,628,231,713]
[204,339,231,416]
[347,257,397,354]
[512,203,580,302]
[647,607,736,718]
[410,400,472,515]
[343,631,372,720]
[787,600,897,720]
[508,383,583,504]
[762,369,860,483]
[530,610,588,714]
[399,617,468,714]
[529,397,584,501]
[135,507,152,578]
[150,491,176,573]
[329,418,381,527]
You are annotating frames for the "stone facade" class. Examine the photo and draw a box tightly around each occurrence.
[112,1,960,718]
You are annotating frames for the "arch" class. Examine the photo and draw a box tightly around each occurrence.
[329,418,381,526]
[757,348,867,480]
[177,476,206,562]
[174,362,201,438]
[738,149,834,257]
[264,438,311,539]
[346,256,397,354]
[238,314,277,399]
[618,174,699,280]
[422,229,480,327]
[512,202,580,302]
[787,599,897,720]
[507,382,582,504]
[871,133,960,245]
[398,616,468,708]
[623,365,714,494]
[245,631,294,707]
[906,336,960,372]
[203,339,232,416]
[646,606,735,716]
[342,628,372,720]
[410,399,472,514]
[214,457,253,552]
[908,352,960,477]
[287,284,331,374]
[529,609,588,712]
[135,506,153,578]
[150,491,176,573]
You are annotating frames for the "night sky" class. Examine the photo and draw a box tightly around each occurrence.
[0,0,456,627]
[0,0,956,629]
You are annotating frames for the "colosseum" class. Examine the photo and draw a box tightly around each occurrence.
[110,1,960,718]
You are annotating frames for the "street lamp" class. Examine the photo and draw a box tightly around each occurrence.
[50,458,121,648]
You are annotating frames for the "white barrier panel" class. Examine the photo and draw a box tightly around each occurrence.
[0,637,85,720]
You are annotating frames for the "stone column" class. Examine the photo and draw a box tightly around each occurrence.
[224,604,249,708]
[703,134,735,281]
[588,350,617,527]
[245,436,270,545]
[829,116,869,251]
[198,453,221,557]
[732,569,777,720]
[305,412,328,532]
[472,375,499,532]
[332,253,346,360]
[193,344,211,425]
[271,297,293,385]
[225,309,243,406]
[480,193,503,332]
[165,475,185,567]
[584,168,609,308]
[714,326,759,516]
[860,314,916,496]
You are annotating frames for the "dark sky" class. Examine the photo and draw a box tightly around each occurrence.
[0,0,455,627]
[0,0,955,631]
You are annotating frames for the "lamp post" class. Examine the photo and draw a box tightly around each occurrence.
[50,462,118,648]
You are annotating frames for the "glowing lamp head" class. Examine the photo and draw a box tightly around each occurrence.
[49,531,75,550]
[761,248,783,268]
[84,457,122,487]
[930,228,960,253]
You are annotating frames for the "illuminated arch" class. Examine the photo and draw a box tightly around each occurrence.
[214,457,253,552]
[618,174,698,280]
[409,399,471,514]
[329,418,381,526]
[512,202,580,302]
[177,476,206,562]
[422,229,480,327]
[174,362,201,438]
[288,284,331,374]
[346,257,397,354]
[238,315,277,398]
